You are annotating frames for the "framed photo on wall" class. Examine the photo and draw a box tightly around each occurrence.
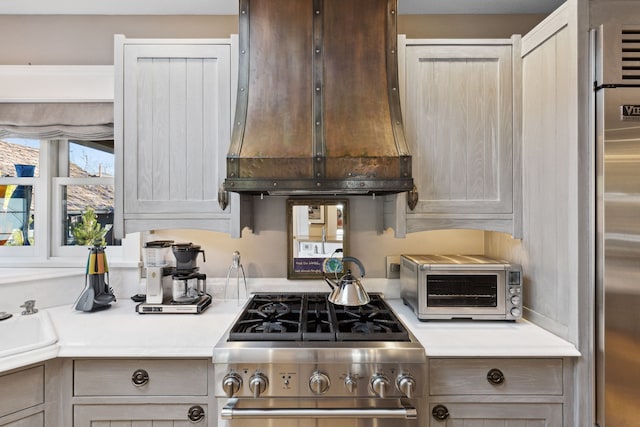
[308,205,324,223]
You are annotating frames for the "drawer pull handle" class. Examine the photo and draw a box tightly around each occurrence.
[131,369,149,386]
[487,368,505,385]
[432,404,449,421]
[188,405,206,423]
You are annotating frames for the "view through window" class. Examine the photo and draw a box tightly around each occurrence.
[0,138,116,250]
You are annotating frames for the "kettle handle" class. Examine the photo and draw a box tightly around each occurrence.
[342,256,365,277]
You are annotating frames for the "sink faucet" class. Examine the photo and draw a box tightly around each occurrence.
[20,300,38,315]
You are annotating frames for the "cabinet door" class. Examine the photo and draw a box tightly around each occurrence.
[429,402,562,427]
[74,404,208,426]
[118,41,235,234]
[397,40,521,236]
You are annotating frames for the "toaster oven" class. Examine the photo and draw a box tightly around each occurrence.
[400,255,523,321]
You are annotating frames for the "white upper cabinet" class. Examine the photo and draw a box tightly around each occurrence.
[114,35,251,238]
[386,36,522,238]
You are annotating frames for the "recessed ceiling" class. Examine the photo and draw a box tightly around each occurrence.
[0,0,565,15]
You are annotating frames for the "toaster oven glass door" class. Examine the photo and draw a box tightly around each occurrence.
[423,271,505,318]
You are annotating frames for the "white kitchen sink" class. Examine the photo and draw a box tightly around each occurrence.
[0,311,58,358]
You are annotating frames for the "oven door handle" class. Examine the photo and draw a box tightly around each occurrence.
[220,399,417,420]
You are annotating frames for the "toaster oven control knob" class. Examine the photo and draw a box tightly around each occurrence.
[222,373,243,398]
[510,295,521,306]
[344,375,357,393]
[510,307,522,318]
[370,374,390,398]
[309,371,330,395]
[249,373,268,398]
[396,374,416,398]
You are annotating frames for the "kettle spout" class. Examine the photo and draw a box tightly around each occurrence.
[324,277,337,290]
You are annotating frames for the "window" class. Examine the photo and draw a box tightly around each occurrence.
[0,137,120,264]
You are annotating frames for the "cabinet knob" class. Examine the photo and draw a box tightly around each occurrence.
[187,405,205,423]
[131,369,149,387]
[487,368,505,385]
[432,404,449,421]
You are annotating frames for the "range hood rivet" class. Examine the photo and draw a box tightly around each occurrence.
[316,182,322,187]
[391,49,396,54]
[316,121,321,126]
[240,87,245,92]
[391,9,395,14]
[316,86,321,92]
[315,49,321,54]
[315,10,320,14]
[241,50,246,54]
[273,182,278,187]
[241,9,246,14]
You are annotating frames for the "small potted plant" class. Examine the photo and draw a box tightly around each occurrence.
[71,207,112,246]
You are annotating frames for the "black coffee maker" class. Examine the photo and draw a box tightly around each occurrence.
[171,243,207,304]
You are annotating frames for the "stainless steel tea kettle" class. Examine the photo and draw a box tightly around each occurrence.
[324,256,370,306]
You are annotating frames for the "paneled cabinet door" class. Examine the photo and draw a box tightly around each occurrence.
[429,402,562,427]
[115,37,250,237]
[390,38,521,237]
[74,404,209,427]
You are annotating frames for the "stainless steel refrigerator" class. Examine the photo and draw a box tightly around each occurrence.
[595,23,640,427]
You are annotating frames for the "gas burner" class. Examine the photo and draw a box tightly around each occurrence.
[350,321,391,334]
[255,302,291,318]
[250,321,288,334]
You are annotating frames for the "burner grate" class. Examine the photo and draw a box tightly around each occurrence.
[227,293,409,342]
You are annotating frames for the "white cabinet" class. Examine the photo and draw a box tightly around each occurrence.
[427,358,567,426]
[0,366,45,427]
[114,35,252,238]
[70,358,214,426]
[386,37,522,237]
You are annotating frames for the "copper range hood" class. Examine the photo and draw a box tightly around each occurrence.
[223,0,412,195]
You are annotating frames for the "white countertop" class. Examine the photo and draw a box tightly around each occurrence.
[0,296,579,373]
[385,299,581,357]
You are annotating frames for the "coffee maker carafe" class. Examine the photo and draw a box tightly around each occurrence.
[172,272,206,303]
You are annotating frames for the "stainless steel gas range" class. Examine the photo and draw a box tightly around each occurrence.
[213,293,426,427]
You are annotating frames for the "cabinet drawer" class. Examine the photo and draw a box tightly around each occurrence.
[73,359,208,396]
[0,366,44,418]
[429,358,563,395]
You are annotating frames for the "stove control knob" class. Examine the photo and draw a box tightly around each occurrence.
[370,374,390,398]
[396,374,416,398]
[344,375,357,393]
[309,371,330,395]
[249,373,268,398]
[222,373,243,398]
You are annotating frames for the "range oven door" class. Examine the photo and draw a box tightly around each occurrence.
[218,398,420,427]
